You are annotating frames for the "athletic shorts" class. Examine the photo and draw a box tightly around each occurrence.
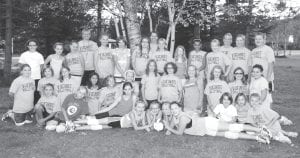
[204,117,219,136]
[14,111,33,123]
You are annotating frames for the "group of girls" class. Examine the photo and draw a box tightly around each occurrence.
[2,29,297,145]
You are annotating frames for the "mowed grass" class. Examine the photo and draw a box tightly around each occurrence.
[1,57,300,158]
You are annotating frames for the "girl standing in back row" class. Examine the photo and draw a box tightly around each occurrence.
[44,42,65,79]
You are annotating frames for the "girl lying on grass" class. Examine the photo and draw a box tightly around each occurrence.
[163,102,272,144]
[72,100,152,132]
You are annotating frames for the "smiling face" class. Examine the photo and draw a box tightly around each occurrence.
[141,38,149,49]
[123,85,133,95]
[28,41,37,52]
[82,31,91,40]
[222,96,231,107]
[170,103,182,117]
[44,68,53,78]
[213,67,222,79]
[158,39,165,50]
[21,66,31,77]
[252,67,262,79]
[61,68,70,79]
[75,88,87,99]
[211,41,220,52]
[193,41,201,51]
[234,69,244,81]
[149,61,156,72]
[107,77,115,87]
[255,35,265,47]
[100,35,109,47]
[70,42,78,52]
[223,35,232,46]
[90,75,98,86]
[177,47,184,57]
[150,103,160,115]
[150,33,158,44]
[162,103,171,116]
[44,85,54,97]
[55,45,64,55]
[250,96,261,108]
[166,64,175,74]
[187,65,196,78]
[236,95,246,107]
[135,102,146,114]
[236,37,245,47]
[125,72,135,82]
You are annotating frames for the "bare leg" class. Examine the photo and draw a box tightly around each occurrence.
[215,132,257,140]
[76,125,112,130]
[217,122,261,133]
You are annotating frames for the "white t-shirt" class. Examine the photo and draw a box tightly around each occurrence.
[141,74,160,100]
[249,77,272,108]
[150,50,173,73]
[19,51,44,79]
[188,50,207,70]
[214,104,237,122]
[251,45,275,80]
[114,48,131,77]
[219,45,234,56]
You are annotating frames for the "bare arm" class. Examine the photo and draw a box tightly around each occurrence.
[96,96,121,114]
[267,62,274,82]
[129,112,151,131]
[44,55,52,68]
[164,115,190,135]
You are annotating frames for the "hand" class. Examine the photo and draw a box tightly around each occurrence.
[165,130,171,135]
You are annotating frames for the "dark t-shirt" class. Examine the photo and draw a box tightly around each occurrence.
[61,94,89,121]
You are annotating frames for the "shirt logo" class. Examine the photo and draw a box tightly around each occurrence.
[67,104,79,116]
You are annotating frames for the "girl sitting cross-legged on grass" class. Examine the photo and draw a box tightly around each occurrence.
[35,83,61,130]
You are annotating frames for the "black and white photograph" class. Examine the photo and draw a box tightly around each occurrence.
[0,0,300,157]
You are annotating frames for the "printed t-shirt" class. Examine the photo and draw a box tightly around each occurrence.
[78,40,98,71]
[150,50,173,73]
[56,77,78,106]
[249,77,272,108]
[206,52,231,80]
[65,53,84,76]
[19,51,44,79]
[204,80,230,107]
[9,76,35,113]
[95,47,115,78]
[228,47,251,80]
[97,87,121,112]
[228,81,248,100]
[37,77,59,93]
[159,75,182,102]
[37,96,60,113]
[87,87,102,115]
[251,45,275,80]
[61,94,89,121]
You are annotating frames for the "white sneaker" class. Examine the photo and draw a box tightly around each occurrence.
[279,116,293,126]
[1,110,13,121]
[24,120,33,124]
[15,121,25,126]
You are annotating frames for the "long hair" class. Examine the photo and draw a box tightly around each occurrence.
[210,65,225,81]
[174,45,187,62]
[59,66,71,82]
[233,67,247,85]
[87,72,101,89]
[42,66,54,78]
[145,59,158,76]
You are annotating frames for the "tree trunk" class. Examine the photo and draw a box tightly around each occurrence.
[194,24,201,39]
[245,0,253,48]
[146,0,153,33]
[123,0,141,53]
[97,0,103,39]
[114,17,120,39]
[4,0,12,84]
[120,16,127,39]
[170,23,176,55]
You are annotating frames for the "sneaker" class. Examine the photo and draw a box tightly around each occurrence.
[279,116,293,126]
[256,135,269,144]
[24,120,33,124]
[65,121,75,133]
[260,125,272,139]
[285,132,298,138]
[15,121,25,126]
[1,110,13,121]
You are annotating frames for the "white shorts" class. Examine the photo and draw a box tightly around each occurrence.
[205,117,219,136]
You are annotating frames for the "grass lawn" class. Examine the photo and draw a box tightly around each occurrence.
[1,56,300,158]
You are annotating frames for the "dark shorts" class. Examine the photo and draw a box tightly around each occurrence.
[34,79,40,105]
[108,121,121,128]
[95,112,110,119]
[269,81,274,92]
[14,111,33,123]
